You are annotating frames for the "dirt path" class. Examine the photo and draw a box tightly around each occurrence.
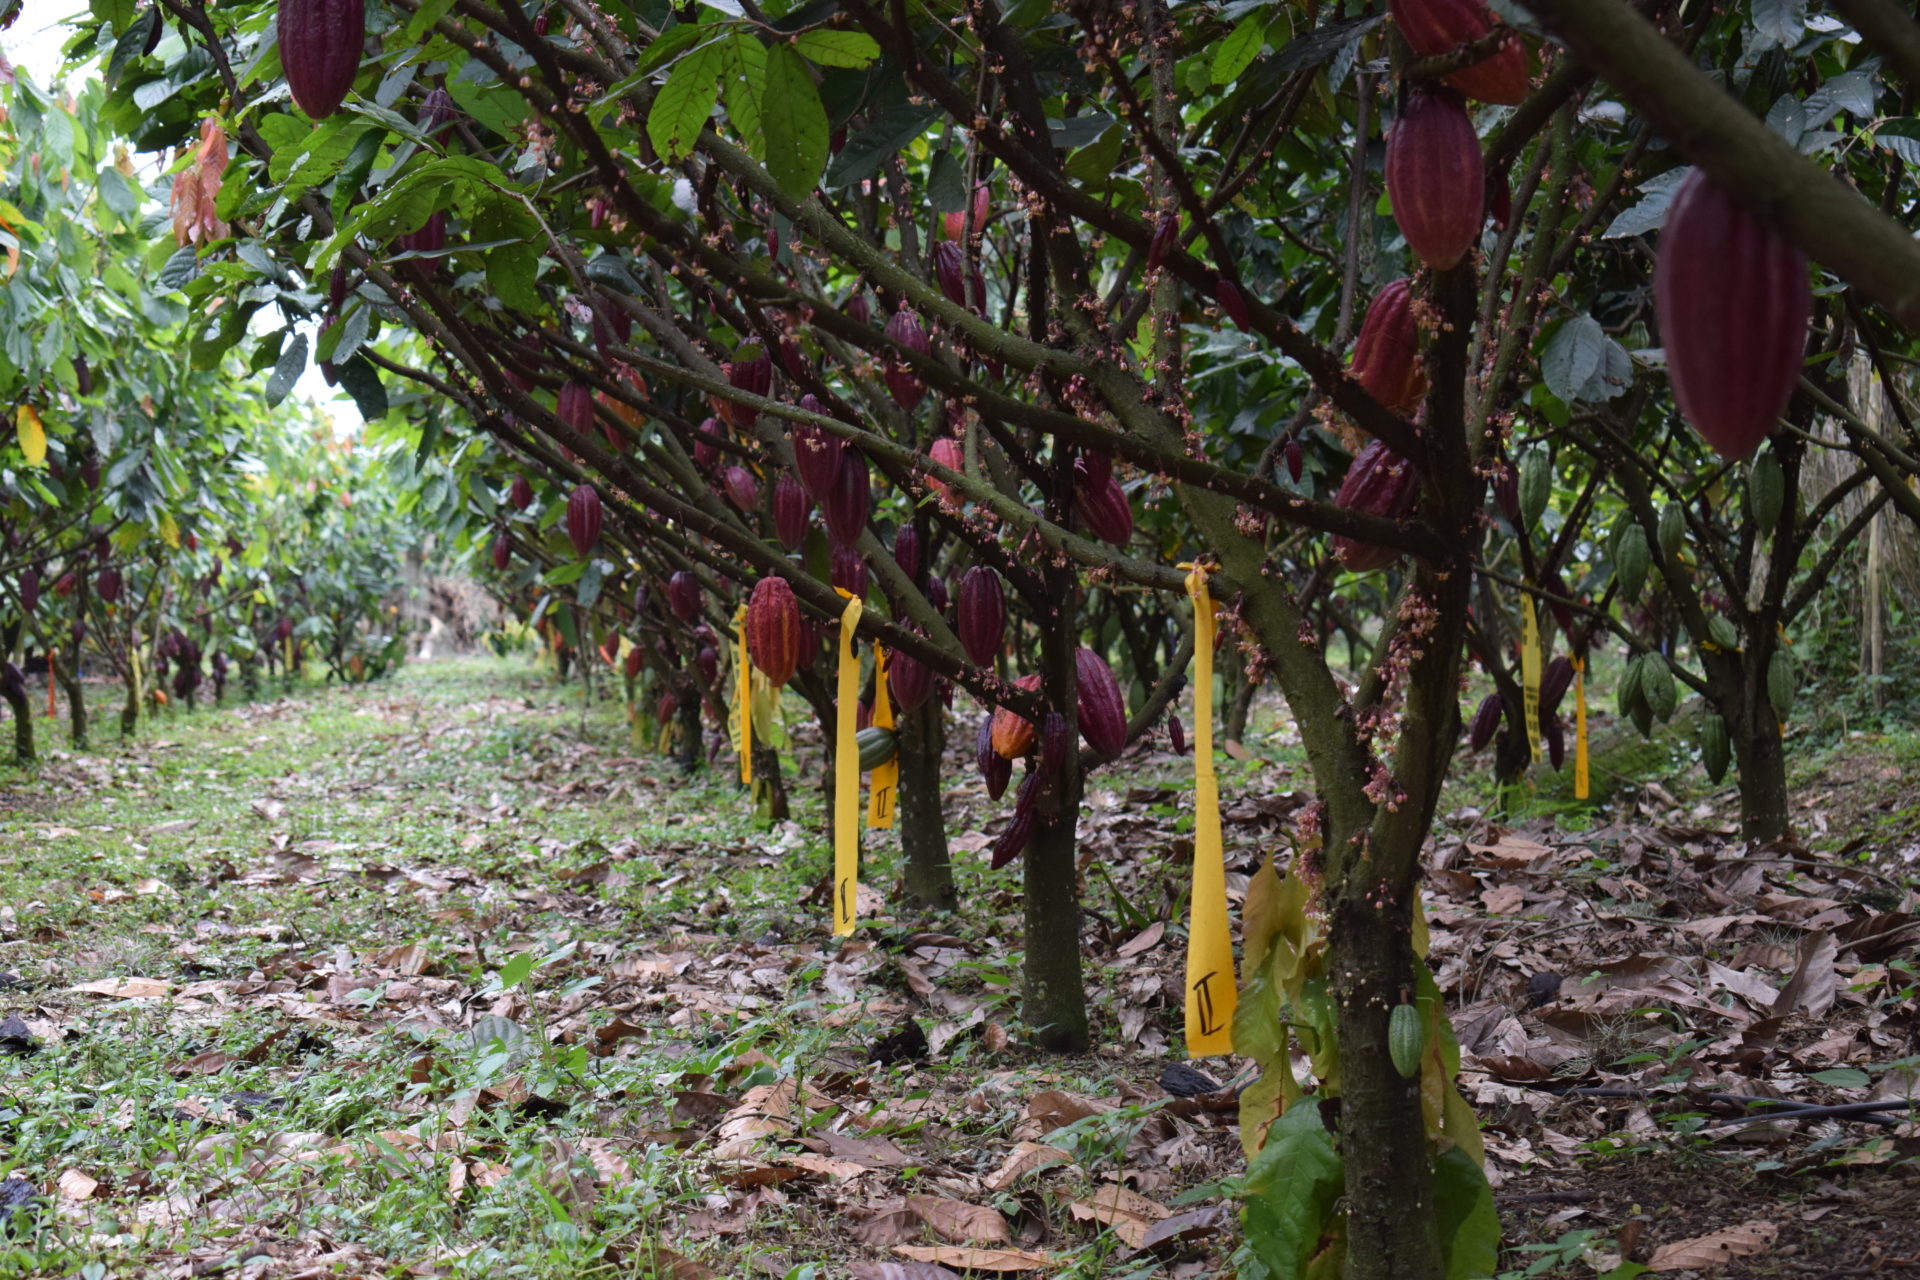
[0,657,1243,1278]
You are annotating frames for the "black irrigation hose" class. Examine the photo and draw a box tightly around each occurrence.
[1520,1083,1920,1128]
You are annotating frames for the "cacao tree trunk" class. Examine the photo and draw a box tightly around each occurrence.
[895,700,955,911]
[750,738,789,822]
[2,681,32,766]
[1022,763,1087,1052]
[51,649,86,750]
[675,684,702,774]
[1730,691,1789,840]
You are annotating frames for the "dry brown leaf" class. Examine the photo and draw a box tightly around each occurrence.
[891,1246,1051,1272]
[1772,931,1838,1019]
[57,1169,97,1200]
[984,1141,1071,1192]
[848,1264,961,1280]
[908,1195,1011,1244]
[372,942,432,975]
[1647,1219,1778,1271]
[852,1203,923,1248]
[70,977,171,999]
[1028,1090,1109,1130]
[1116,921,1164,957]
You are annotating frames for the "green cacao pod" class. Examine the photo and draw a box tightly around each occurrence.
[1700,713,1731,784]
[1616,652,1645,718]
[1657,503,1686,562]
[1748,450,1785,536]
[1518,446,1552,528]
[1641,655,1677,723]
[856,726,897,771]
[1388,1002,1426,1079]
[1708,615,1739,652]
[1613,523,1651,601]
[1768,649,1796,721]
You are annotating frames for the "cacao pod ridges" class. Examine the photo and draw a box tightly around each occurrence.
[1654,169,1811,460]
[279,0,367,120]
[746,577,803,687]
[1385,88,1484,272]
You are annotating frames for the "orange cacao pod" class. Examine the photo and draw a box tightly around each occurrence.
[991,673,1044,759]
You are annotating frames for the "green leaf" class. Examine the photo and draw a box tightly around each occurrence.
[1810,1067,1871,1087]
[336,354,389,420]
[648,42,725,163]
[763,44,828,200]
[331,127,387,223]
[927,151,967,212]
[497,953,535,989]
[1211,14,1265,85]
[265,331,307,408]
[792,29,881,69]
[1240,1104,1344,1280]
[827,104,939,190]
[403,0,458,43]
[97,166,141,219]
[1540,315,1605,404]
[721,34,767,160]
[1434,1146,1499,1280]
[488,245,541,313]
[630,23,712,80]
[1065,122,1125,185]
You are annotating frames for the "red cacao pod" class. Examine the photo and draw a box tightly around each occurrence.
[1333,440,1421,572]
[1545,712,1565,770]
[1076,449,1113,491]
[420,85,457,138]
[398,209,446,264]
[956,566,1005,667]
[926,572,949,615]
[893,524,923,585]
[1145,212,1179,271]
[624,646,644,679]
[692,418,723,472]
[1540,655,1574,718]
[96,567,122,604]
[883,310,929,411]
[845,291,872,326]
[54,571,77,599]
[791,405,844,500]
[1654,169,1811,460]
[1074,648,1127,758]
[720,344,772,427]
[941,184,991,242]
[989,799,1037,870]
[830,544,869,600]
[1037,710,1068,782]
[557,381,594,437]
[888,639,936,713]
[722,465,760,512]
[1467,693,1502,751]
[1168,712,1187,756]
[491,532,511,571]
[509,475,535,510]
[1351,279,1426,414]
[991,673,1045,759]
[772,473,810,551]
[926,436,964,501]
[278,0,365,120]
[566,484,602,557]
[1386,89,1484,271]
[1284,438,1305,484]
[746,576,803,687]
[822,450,870,546]
[696,645,719,686]
[1388,0,1530,105]
[977,712,1012,800]
[328,261,349,307]
[668,570,701,624]
[1075,475,1134,547]
[654,689,676,724]
[931,240,967,307]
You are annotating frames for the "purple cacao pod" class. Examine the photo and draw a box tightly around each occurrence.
[772,473,810,550]
[279,0,366,120]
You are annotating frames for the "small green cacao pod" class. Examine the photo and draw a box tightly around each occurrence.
[1700,713,1731,784]
[1388,1002,1426,1079]
[1518,446,1552,528]
[1708,615,1739,652]
[1641,655,1678,723]
[1614,523,1651,601]
[1657,502,1686,561]
[1768,649,1796,721]
[856,726,897,771]
[1629,690,1655,739]
[1616,652,1645,717]
[1748,450,1785,535]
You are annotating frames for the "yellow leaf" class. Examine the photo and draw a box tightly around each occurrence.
[15,404,44,466]
[158,513,180,549]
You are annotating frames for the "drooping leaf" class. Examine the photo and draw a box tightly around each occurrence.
[762,44,829,200]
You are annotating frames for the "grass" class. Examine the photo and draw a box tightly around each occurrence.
[0,655,1241,1277]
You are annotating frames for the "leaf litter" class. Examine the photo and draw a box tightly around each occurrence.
[3,660,1920,1276]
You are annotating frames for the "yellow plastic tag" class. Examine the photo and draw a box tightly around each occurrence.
[1571,656,1589,798]
[733,603,752,785]
[1520,595,1542,764]
[1183,566,1237,1058]
[868,646,898,830]
[834,592,864,936]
